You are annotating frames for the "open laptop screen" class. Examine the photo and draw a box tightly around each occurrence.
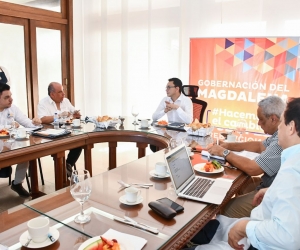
[165,145,194,190]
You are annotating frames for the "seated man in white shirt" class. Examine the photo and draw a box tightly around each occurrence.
[152,78,193,124]
[184,97,300,250]
[0,83,41,198]
[37,82,82,177]
[151,78,193,152]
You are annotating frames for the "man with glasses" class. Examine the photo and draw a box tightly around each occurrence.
[152,78,193,124]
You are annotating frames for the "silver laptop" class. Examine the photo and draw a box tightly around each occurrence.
[164,144,233,205]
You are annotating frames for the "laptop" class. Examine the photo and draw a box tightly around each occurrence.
[164,144,233,205]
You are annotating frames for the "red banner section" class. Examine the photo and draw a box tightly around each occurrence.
[190,38,300,132]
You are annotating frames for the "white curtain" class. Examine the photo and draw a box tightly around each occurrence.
[73,0,300,121]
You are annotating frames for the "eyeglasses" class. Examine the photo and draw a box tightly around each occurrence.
[166,86,176,90]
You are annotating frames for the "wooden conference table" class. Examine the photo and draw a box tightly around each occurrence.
[0,118,251,249]
[0,152,248,250]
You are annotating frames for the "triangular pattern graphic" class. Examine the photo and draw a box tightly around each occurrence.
[225,39,234,49]
[286,70,296,81]
[244,39,254,49]
[243,62,252,73]
[215,37,300,78]
[286,51,297,62]
[277,39,288,49]
[244,51,253,60]
[215,44,224,55]
[233,56,243,66]
[225,56,234,66]
[288,45,299,56]
[266,44,286,56]
[226,44,235,55]
[264,51,274,61]
[287,38,298,49]
[235,51,244,61]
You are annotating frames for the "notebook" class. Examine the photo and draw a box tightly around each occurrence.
[164,144,233,205]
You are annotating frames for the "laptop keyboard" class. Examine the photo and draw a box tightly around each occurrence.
[183,178,214,198]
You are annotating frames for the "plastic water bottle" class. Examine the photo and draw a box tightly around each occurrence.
[53,112,59,129]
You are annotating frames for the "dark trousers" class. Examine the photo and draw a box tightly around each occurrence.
[66,147,82,166]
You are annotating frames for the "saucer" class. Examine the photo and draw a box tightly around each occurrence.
[15,136,28,140]
[19,227,59,248]
[139,126,150,130]
[149,169,170,179]
[119,195,143,205]
[71,125,81,128]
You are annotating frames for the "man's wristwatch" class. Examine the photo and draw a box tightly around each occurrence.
[223,149,231,158]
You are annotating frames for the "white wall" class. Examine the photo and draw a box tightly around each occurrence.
[73,0,300,120]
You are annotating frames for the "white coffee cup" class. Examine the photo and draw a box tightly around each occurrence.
[73,119,80,127]
[141,119,149,128]
[27,217,50,243]
[125,186,141,203]
[17,128,26,138]
[227,134,236,142]
[155,162,167,176]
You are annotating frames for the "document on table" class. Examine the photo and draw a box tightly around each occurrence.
[201,150,260,160]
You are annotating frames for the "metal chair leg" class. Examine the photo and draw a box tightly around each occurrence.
[38,158,45,185]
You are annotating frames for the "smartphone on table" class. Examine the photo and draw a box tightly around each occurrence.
[157,197,184,213]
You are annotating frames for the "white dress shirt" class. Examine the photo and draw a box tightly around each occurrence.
[196,144,300,250]
[0,104,36,128]
[152,93,193,124]
[38,96,76,118]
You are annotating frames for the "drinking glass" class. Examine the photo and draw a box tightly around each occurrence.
[169,138,183,149]
[6,117,16,143]
[236,119,247,141]
[60,111,68,129]
[70,169,92,224]
[131,105,139,125]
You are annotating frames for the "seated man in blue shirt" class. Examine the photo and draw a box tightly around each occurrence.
[186,97,300,250]
[208,96,285,218]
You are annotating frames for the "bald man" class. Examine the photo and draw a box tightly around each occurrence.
[37,82,82,177]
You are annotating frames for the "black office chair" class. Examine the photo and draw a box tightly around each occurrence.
[182,85,207,123]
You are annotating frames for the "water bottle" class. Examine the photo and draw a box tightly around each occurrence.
[53,112,59,129]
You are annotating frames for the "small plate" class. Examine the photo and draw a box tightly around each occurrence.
[119,195,143,205]
[154,122,168,127]
[0,133,10,138]
[149,169,170,179]
[19,227,59,249]
[193,163,224,174]
[78,235,133,250]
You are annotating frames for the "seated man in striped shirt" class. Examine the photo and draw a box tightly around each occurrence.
[208,96,285,218]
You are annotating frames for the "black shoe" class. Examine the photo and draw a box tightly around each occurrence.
[66,163,73,178]
[11,180,30,198]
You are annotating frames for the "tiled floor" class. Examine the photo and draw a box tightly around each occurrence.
[0,142,153,212]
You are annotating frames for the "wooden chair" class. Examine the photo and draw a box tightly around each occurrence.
[182,85,207,123]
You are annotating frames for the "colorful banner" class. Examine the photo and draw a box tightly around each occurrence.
[190,38,300,132]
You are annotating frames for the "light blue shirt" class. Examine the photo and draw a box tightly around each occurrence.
[246,144,300,249]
